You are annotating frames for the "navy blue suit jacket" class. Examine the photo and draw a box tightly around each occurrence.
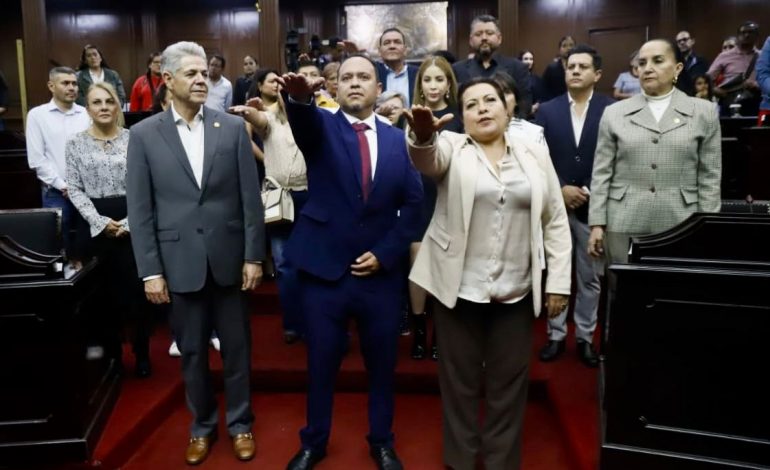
[284,101,423,283]
[535,92,615,222]
[376,62,418,104]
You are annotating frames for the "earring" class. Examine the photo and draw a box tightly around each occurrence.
[420,92,425,100]
[673,74,679,84]
[445,91,450,100]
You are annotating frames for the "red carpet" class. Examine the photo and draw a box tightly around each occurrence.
[85,282,598,470]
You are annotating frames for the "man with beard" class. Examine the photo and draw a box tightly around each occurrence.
[275,54,423,470]
[26,66,91,256]
[452,14,533,116]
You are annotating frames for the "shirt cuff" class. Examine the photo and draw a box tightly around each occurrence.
[287,95,313,105]
[143,274,163,281]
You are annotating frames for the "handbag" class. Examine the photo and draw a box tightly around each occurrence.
[718,53,760,115]
[261,176,294,225]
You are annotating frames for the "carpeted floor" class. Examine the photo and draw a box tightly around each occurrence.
[88,282,599,470]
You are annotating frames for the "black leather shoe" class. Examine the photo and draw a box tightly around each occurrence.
[538,340,565,362]
[284,330,300,344]
[135,357,152,378]
[369,446,403,470]
[577,339,599,368]
[286,448,326,470]
[410,314,427,360]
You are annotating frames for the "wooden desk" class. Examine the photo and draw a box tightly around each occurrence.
[0,260,119,466]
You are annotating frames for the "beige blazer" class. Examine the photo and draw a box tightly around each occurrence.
[408,131,572,316]
[588,89,722,234]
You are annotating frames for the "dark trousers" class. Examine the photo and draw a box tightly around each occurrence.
[298,272,402,452]
[170,275,253,438]
[433,296,533,470]
[76,197,150,363]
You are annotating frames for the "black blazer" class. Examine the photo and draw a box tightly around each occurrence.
[536,92,615,222]
[452,54,533,116]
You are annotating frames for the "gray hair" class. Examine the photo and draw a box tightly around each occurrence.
[161,41,207,75]
[49,66,76,80]
[376,90,407,108]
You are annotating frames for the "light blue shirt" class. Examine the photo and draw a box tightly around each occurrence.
[205,76,233,112]
[384,64,411,107]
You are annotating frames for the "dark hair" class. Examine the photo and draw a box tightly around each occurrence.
[692,73,714,99]
[739,21,760,33]
[145,52,161,96]
[645,38,684,63]
[518,49,534,60]
[248,68,280,100]
[339,54,379,78]
[432,50,457,64]
[78,45,110,71]
[566,44,602,70]
[151,82,168,114]
[379,28,406,46]
[210,54,226,68]
[49,66,77,80]
[558,35,576,48]
[244,54,258,64]
[491,71,520,117]
[457,77,507,114]
[297,59,320,72]
[470,14,499,31]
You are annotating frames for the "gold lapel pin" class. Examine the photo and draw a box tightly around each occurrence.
[214,121,221,128]
[674,118,681,124]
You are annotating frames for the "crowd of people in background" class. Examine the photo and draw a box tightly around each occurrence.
[14,12,770,470]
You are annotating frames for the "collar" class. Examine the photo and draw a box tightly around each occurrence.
[568,90,594,106]
[341,110,378,133]
[383,62,407,77]
[171,101,204,125]
[473,53,499,68]
[463,134,513,157]
[642,87,676,102]
[46,99,83,115]
[208,76,223,86]
[624,88,693,117]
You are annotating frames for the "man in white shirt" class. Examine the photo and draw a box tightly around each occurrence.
[204,54,232,112]
[375,28,418,106]
[26,66,91,256]
[126,41,264,465]
[535,45,615,368]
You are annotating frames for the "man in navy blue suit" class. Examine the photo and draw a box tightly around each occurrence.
[375,28,418,106]
[279,55,423,470]
[535,44,614,368]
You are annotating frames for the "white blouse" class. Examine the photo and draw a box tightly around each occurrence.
[458,145,533,304]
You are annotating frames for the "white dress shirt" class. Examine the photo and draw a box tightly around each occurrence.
[458,142,533,304]
[171,101,205,188]
[340,110,379,178]
[25,100,91,190]
[568,90,593,146]
[205,76,233,112]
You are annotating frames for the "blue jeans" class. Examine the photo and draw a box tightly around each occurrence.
[42,185,75,257]
[270,189,308,335]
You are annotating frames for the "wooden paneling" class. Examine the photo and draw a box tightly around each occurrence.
[590,26,650,95]
[1,2,24,131]
[21,0,49,112]
[677,0,770,62]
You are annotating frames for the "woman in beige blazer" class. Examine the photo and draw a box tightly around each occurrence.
[588,39,722,262]
[405,77,572,470]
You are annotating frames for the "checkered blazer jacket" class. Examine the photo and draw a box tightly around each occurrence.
[588,89,722,234]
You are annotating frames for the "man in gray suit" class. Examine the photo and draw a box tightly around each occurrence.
[126,41,264,465]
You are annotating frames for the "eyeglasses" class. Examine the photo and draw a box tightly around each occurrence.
[676,37,691,43]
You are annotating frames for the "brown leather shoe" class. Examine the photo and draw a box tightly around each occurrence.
[232,432,256,461]
[185,435,215,465]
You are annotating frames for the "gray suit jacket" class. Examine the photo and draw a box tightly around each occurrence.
[126,107,265,293]
[588,89,721,234]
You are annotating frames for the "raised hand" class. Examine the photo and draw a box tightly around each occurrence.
[403,105,455,144]
[278,73,325,103]
[245,97,266,111]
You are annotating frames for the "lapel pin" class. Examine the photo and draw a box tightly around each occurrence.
[214,121,221,128]
[674,118,680,124]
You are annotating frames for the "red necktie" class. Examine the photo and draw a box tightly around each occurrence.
[352,122,372,201]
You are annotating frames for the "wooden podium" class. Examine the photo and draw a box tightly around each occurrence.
[600,213,770,469]
[0,260,120,466]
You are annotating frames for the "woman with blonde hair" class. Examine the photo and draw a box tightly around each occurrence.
[67,82,152,377]
[406,55,463,360]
